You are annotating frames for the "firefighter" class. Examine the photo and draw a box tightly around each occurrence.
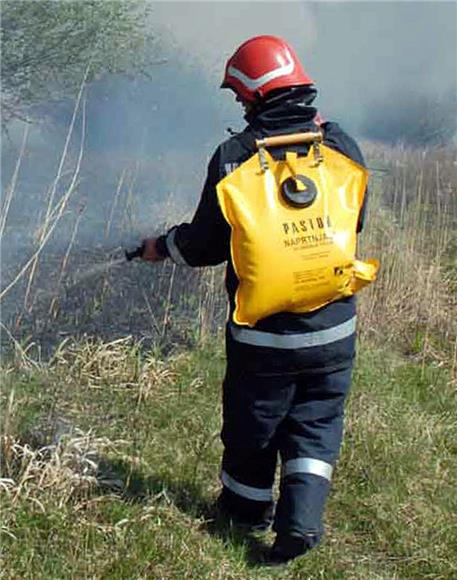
[141,36,369,565]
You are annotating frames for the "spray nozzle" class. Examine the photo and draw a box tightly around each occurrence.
[125,242,146,261]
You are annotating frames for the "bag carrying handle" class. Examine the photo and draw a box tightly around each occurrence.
[255,131,323,148]
[255,131,324,172]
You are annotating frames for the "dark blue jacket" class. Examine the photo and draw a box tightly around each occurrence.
[157,87,368,375]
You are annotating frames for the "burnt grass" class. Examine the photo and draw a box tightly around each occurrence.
[1,246,228,358]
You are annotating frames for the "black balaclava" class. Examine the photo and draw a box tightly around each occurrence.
[245,85,318,126]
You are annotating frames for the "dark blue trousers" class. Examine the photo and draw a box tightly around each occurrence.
[220,364,353,539]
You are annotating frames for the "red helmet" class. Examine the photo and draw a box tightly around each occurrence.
[221,36,314,103]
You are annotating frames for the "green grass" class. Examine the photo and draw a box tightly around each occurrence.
[1,338,456,579]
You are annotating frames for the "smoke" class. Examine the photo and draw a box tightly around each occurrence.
[1,1,456,351]
[150,1,457,140]
[2,1,455,255]
[150,2,316,87]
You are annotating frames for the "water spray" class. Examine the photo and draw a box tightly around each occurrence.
[72,241,146,285]
[41,242,146,293]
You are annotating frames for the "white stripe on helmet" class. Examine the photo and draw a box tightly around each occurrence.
[227,48,295,91]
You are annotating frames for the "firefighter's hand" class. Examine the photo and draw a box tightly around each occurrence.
[141,238,166,262]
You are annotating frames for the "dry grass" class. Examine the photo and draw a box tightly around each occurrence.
[0,430,127,510]
[2,139,455,367]
[358,143,456,366]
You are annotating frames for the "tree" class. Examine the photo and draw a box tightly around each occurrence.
[1,0,159,124]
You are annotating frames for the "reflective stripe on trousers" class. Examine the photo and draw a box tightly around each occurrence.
[282,457,333,481]
[221,470,274,502]
[229,316,357,349]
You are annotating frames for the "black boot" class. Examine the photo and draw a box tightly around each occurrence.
[267,532,320,565]
[215,491,274,532]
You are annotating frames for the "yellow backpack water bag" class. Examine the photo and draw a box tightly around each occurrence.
[216,132,379,327]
